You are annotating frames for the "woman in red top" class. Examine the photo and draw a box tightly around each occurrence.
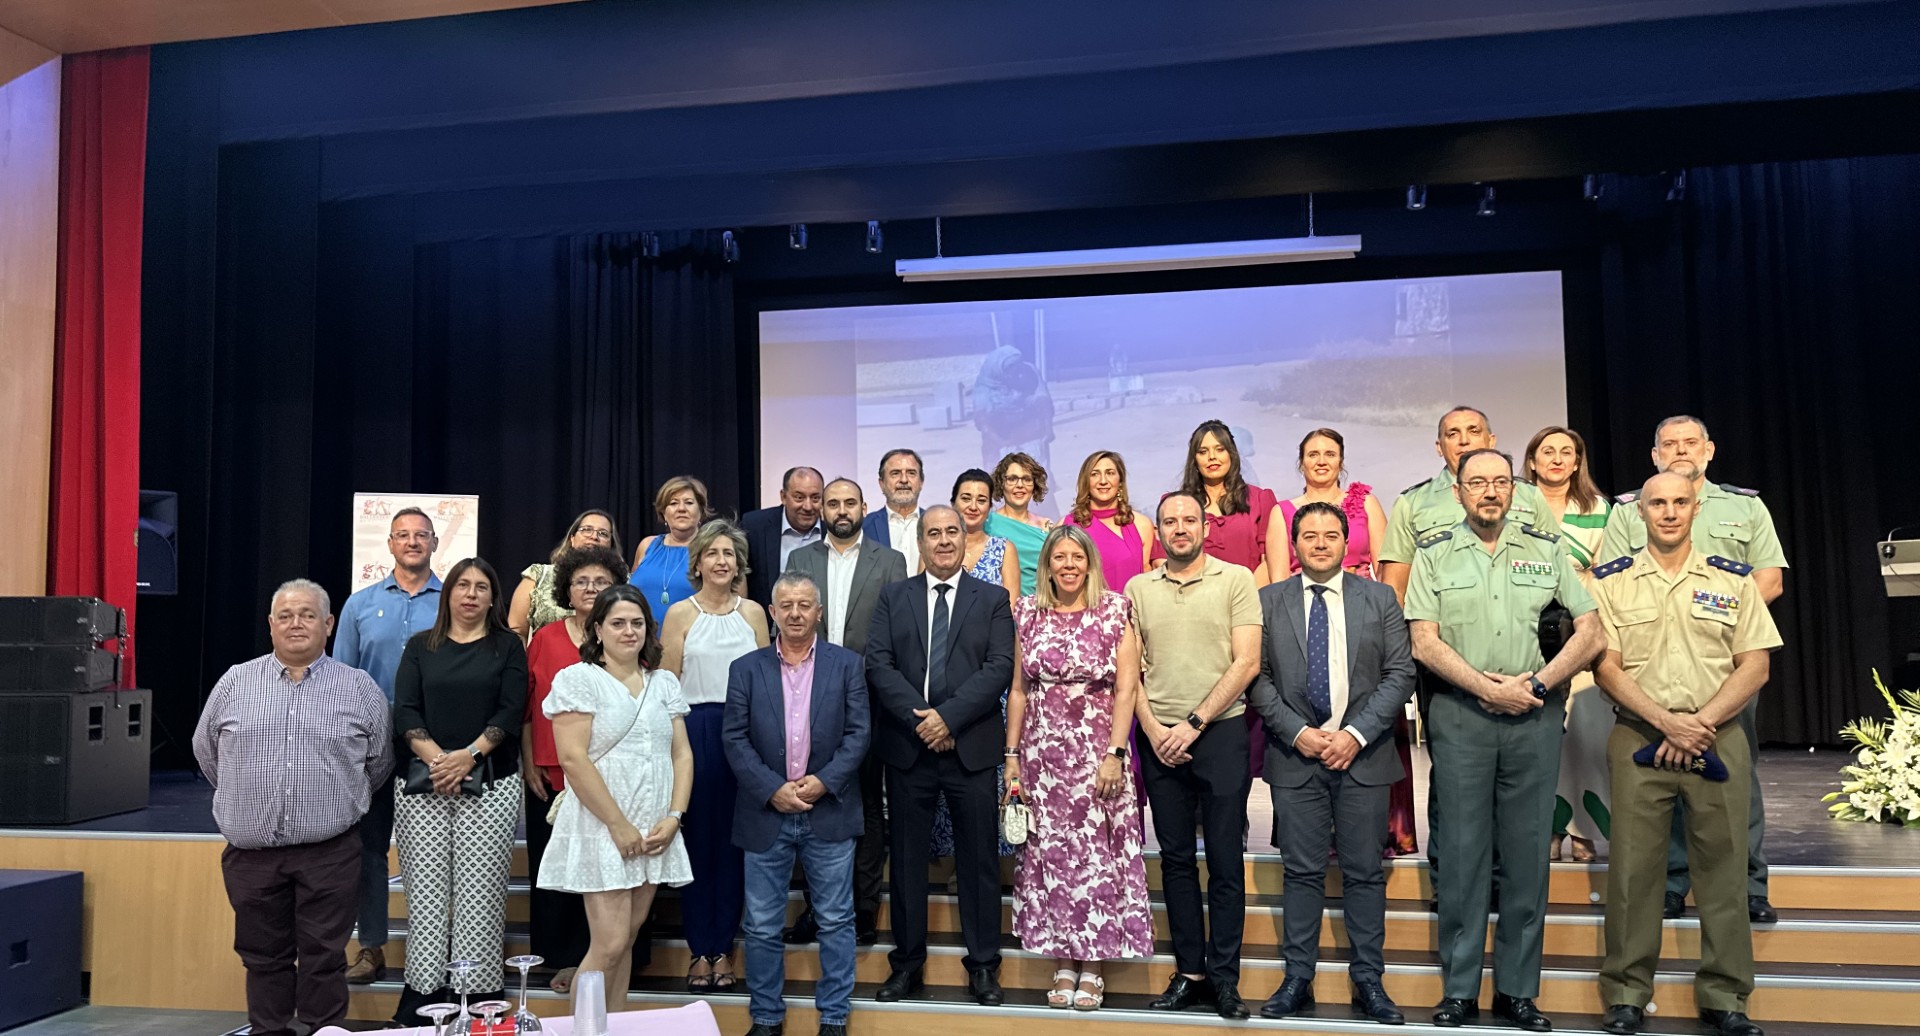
[522,545,628,992]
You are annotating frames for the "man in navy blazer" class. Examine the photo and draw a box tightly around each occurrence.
[1247,502,1416,1025]
[723,573,870,1036]
[859,448,926,575]
[863,504,1015,1007]
[740,466,826,607]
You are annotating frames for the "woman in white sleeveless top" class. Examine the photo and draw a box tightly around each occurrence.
[658,519,769,993]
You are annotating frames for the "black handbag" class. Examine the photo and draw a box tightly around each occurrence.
[402,753,491,797]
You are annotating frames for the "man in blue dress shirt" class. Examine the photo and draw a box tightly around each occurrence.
[334,506,441,984]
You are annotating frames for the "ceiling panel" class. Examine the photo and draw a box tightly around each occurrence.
[0,0,581,54]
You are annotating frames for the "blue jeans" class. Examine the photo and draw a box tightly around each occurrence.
[743,813,856,1025]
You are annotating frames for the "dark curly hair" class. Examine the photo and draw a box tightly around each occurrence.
[991,451,1049,503]
[578,584,663,670]
[549,546,630,613]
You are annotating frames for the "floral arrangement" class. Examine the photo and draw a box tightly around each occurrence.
[1823,671,1920,826]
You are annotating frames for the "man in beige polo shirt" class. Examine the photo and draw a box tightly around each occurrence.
[1127,491,1262,1021]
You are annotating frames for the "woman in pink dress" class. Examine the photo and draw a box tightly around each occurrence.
[1004,525,1153,1012]
[1272,428,1416,856]
[1063,450,1154,591]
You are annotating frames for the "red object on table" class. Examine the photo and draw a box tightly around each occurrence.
[466,1018,515,1036]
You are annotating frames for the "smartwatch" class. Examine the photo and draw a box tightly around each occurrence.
[1108,745,1129,762]
[1185,712,1207,732]
[467,746,484,762]
[1528,676,1548,700]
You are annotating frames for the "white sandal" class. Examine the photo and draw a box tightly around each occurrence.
[1047,969,1078,1008]
[1073,971,1105,1011]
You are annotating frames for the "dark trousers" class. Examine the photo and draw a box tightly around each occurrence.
[1273,769,1391,984]
[1137,719,1250,990]
[355,785,394,950]
[524,775,591,969]
[221,825,361,1036]
[681,703,745,957]
[886,750,1002,973]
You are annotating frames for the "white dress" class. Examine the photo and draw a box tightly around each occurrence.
[536,663,694,893]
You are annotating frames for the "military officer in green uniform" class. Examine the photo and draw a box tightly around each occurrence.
[1405,448,1604,1031]
[1591,471,1780,1036]
[1597,415,1787,922]
[1379,405,1550,603]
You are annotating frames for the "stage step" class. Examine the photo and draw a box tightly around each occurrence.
[348,976,1920,1035]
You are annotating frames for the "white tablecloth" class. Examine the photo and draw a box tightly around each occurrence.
[314,999,722,1036]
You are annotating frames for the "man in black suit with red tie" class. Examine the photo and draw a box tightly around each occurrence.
[863,505,1015,1007]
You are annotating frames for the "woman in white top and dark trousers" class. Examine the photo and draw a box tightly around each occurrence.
[658,519,771,992]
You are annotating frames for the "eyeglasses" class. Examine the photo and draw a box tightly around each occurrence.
[570,578,615,591]
[1002,474,1034,485]
[389,532,434,543]
[1462,477,1515,493]
[574,528,612,543]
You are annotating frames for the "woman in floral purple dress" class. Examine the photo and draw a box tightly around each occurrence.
[1003,524,1154,1011]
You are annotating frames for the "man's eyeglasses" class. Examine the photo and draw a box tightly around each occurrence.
[389,532,434,544]
[1462,477,1514,493]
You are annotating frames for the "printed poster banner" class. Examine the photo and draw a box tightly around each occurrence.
[350,493,480,593]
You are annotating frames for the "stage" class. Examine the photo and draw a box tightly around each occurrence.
[2,749,1916,1035]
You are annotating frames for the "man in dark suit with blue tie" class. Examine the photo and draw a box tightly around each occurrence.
[864,504,1015,1006]
[1247,502,1417,1025]
[724,573,870,1036]
[860,448,926,576]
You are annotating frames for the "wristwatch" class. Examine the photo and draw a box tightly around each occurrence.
[667,810,685,821]
[1185,712,1207,732]
[1108,745,1129,762]
[1528,676,1549,700]
[467,746,483,762]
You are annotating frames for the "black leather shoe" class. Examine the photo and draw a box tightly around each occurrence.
[1601,1004,1645,1034]
[1352,981,1404,1024]
[1214,985,1250,1020]
[1747,896,1778,924]
[854,910,878,946]
[967,966,1004,1006]
[816,1025,846,1036]
[745,1025,784,1036]
[1664,891,1686,919]
[1493,992,1552,1032]
[1260,976,1315,1019]
[784,910,819,944]
[874,969,922,1002]
[1433,998,1479,1027]
[1148,974,1210,1011]
[1700,1009,1764,1036]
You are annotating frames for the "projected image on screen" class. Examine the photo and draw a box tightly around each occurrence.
[759,272,1566,521]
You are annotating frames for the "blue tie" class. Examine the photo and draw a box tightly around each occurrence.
[1307,584,1332,726]
[927,583,951,703]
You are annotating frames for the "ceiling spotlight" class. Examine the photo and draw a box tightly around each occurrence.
[1582,174,1602,201]
[788,224,808,250]
[866,220,884,254]
[1405,185,1427,211]
[640,231,660,259]
[1666,170,1688,202]
[1476,184,1497,218]
[722,229,739,263]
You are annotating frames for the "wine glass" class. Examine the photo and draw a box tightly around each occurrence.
[446,959,479,1035]
[505,954,545,1032]
[417,1003,460,1036]
[474,1000,513,1034]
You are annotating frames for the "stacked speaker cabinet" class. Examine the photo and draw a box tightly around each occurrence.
[0,598,150,825]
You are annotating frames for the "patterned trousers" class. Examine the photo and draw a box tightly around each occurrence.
[393,777,521,993]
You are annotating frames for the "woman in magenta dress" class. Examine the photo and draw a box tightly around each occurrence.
[1150,419,1283,780]
[1004,524,1153,1011]
[1063,450,1153,591]
[1272,428,1416,856]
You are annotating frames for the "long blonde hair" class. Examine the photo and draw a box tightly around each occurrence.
[1033,524,1108,610]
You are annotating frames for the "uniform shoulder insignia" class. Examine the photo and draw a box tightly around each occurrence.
[1719,483,1760,497]
[1614,491,1639,505]
[1521,523,1561,543]
[1592,556,1633,580]
[1416,529,1452,549]
[1708,555,1753,576]
[1401,477,1434,495]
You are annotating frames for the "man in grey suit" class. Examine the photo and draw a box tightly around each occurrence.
[783,477,908,945]
[1248,502,1416,1025]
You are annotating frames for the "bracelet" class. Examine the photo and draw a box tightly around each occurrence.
[666,810,685,821]
[1003,747,1019,757]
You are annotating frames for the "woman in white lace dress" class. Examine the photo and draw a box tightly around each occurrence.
[538,584,693,1014]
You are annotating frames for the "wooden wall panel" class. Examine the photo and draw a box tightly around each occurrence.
[0,52,57,597]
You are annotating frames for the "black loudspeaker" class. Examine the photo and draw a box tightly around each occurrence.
[0,646,118,692]
[0,690,152,825]
[0,870,83,1027]
[138,489,179,595]
[0,596,124,645]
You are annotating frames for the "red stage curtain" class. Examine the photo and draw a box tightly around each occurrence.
[49,48,149,683]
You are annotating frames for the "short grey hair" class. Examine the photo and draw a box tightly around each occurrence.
[1654,414,1710,447]
[770,572,822,605]
[270,578,331,617]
